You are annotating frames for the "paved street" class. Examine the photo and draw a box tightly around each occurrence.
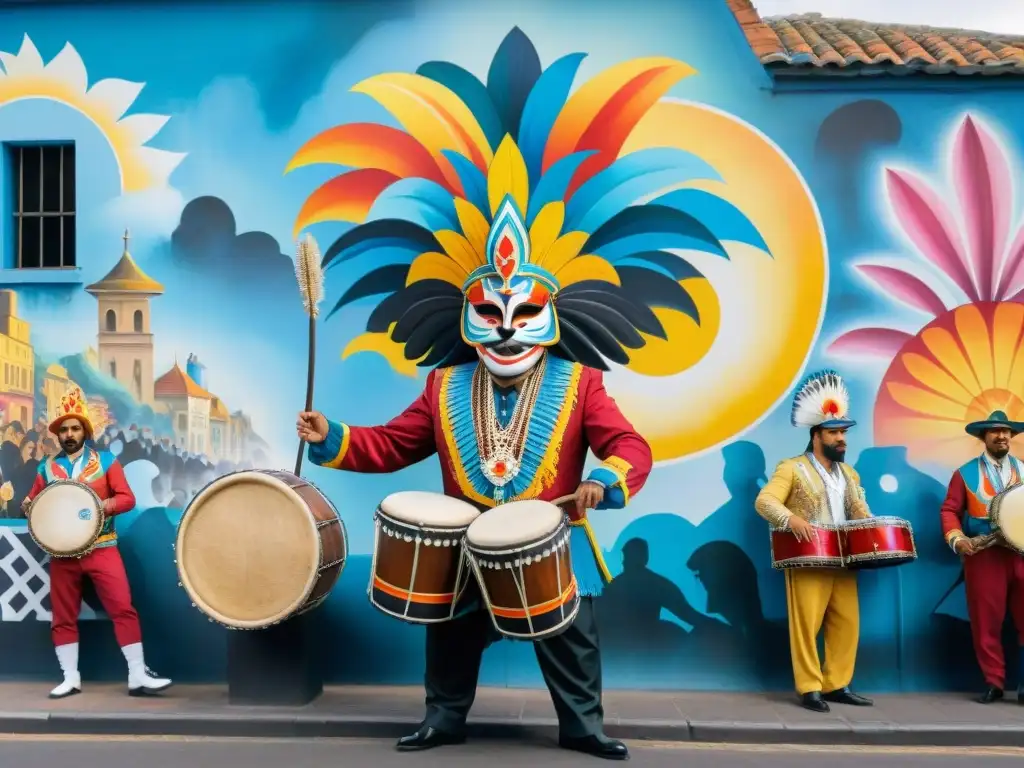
[0,736,1021,767]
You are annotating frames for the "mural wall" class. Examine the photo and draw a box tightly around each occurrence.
[0,0,1019,691]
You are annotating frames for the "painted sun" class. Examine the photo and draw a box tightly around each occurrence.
[0,34,183,193]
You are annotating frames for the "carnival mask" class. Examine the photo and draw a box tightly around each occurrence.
[461,196,560,378]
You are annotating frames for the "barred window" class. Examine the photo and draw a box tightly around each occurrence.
[9,144,76,269]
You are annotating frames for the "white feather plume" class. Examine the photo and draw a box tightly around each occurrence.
[791,369,852,428]
[295,233,324,318]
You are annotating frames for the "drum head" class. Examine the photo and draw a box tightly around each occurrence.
[176,471,321,628]
[379,490,479,529]
[467,500,563,550]
[994,485,1024,551]
[30,482,101,555]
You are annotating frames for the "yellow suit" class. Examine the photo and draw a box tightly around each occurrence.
[755,455,872,695]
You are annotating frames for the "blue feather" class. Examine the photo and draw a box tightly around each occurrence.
[487,27,542,141]
[585,205,726,258]
[441,150,489,215]
[323,219,438,268]
[612,251,704,282]
[418,61,504,151]
[367,178,460,231]
[564,148,721,233]
[518,52,587,188]
[653,188,770,255]
[527,150,598,224]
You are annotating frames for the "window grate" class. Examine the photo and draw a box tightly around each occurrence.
[10,144,76,269]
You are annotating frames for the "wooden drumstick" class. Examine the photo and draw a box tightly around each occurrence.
[293,234,325,477]
[552,494,578,507]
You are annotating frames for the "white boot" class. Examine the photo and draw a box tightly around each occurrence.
[49,643,82,699]
[122,642,172,697]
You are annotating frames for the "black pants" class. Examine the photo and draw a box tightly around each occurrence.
[422,596,604,738]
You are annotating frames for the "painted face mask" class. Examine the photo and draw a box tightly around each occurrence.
[461,196,560,378]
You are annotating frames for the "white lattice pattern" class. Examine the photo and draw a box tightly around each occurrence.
[0,526,51,622]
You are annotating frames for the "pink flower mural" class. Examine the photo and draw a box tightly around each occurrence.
[830,114,1024,467]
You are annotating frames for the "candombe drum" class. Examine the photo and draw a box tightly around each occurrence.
[989,483,1024,555]
[175,469,347,629]
[841,517,917,570]
[769,523,844,570]
[369,490,480,623]
[464,499,579,641]
[27,479,105,558]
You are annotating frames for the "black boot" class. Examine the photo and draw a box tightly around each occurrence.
[977,685,1003,704]
[823,687,873,706]
[558,734,630,760]
[395,725,466,751]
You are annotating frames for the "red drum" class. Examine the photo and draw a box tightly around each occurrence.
[770,524,844,570]
[842,516,917,570]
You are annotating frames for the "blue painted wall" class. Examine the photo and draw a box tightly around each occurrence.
[0,0,1019,693]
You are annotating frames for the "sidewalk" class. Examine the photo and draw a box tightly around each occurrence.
[0,683,1021,746]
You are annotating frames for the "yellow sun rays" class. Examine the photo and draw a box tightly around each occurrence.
[0,34,184,193]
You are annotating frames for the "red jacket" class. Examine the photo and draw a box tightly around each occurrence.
[309,358,652,516]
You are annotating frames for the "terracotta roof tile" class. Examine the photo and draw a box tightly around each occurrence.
[731,5,1024,77]
[155,363,213,400]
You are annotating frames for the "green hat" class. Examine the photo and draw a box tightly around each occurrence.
[964,410,1024,439]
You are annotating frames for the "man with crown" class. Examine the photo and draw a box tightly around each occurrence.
[940,410,1024,704]
[754,370,874,713]
[22,386,172,699]
[297,188,653,760]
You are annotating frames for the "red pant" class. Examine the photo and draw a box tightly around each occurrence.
[964,546,1024,688]
[49,546,142,648]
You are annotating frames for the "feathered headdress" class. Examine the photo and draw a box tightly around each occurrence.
[791,369,856,430]
[286,27,770,372]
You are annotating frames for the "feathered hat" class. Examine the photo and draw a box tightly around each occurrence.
[285,27,769,372]
[49,385,95,437]
[791,369,856,430]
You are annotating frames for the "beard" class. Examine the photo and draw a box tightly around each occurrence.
[61,437,85,455]
[822,443,846,463]
[989,443,1010,460]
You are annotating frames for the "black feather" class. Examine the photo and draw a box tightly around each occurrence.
[418,327,473,368]
[557,304,646,349]
[487,27,543,141]
[553,321,612,370]
[556,281,665,338]
[584,204,725,255]
[558,315,631,364]
[366,280,463,333]
[322,220,440,268]
[620,250,704,281]
[398,307,463,357]
[330,264,410,318]
[616,266,700,323]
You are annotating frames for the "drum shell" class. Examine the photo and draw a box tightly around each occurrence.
[266,470,346,610]
[369,509,473,623]
[28,480,105,559]
[176,468,347,629]
[466,517,579,641]
[770,526,844,570]
[843,517,917,570]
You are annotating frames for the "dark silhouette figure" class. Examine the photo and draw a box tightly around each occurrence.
[599,538,707,652]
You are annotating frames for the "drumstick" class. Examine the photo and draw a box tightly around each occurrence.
[293,234,325,477]
[552,494,578,507]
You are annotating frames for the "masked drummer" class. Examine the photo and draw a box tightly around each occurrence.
[21,386,171,699]
[297,204,652,760]
[754,370,874,713]
[940,410,1024,704]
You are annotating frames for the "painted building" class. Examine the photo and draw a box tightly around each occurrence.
[0,0,1022,692]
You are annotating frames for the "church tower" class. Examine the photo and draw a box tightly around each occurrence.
[85,230,164,405]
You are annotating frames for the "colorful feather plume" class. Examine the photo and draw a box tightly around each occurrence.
[287,27,771,372]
